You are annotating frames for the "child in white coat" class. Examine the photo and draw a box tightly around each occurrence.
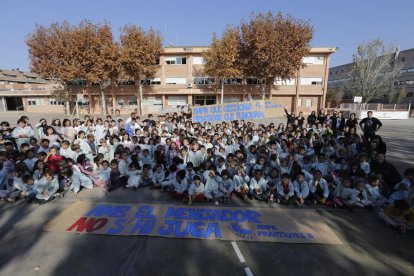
[188,175,205,205]
[203,168,223,205]
[219,170,234,203]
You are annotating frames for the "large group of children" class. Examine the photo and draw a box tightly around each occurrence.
[0,108,413,233]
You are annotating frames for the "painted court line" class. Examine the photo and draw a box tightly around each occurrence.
[244,267,254,276]
[231,241,246,263]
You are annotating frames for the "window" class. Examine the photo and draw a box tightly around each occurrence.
[302,56,325,65]
[141,78,161,85]
[193,77,215,85]
[223,97,241,103]
[247,78,264,85]
[401,57,406,62]
[274,78,296,85]
[223,78,242,85]
[407,67,414,73]
[168,96,187,106]
[118,80,135,86]
[68,80,86,86]
[150,78,161,85]
[128,98,138,106]
[27,97,44,106]
[305,98,312,107]
[165,77,187,85]
[301,77,323,85]
[49,98,65,105]
[194,95,216,105]
[297,98,302,107]
[406,92,413,97]
[193,57,204,65]
[143,96,162,105]
[165,56,187,65]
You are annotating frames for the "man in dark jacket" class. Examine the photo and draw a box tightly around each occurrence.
[359,111,382,141]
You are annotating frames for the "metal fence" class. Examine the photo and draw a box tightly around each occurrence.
[339,103,411,112]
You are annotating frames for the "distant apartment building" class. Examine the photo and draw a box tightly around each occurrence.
[0,46,336,115]
[328,48,414,103]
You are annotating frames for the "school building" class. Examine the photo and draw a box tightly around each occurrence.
[0,46,336,115]
[328,47,414,103]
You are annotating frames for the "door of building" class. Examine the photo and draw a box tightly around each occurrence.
[5,97,23,111]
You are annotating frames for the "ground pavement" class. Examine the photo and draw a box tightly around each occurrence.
[0,113,413,276]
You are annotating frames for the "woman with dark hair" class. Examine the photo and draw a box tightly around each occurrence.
[317,109,327,124]
[307,111,317,125]
[346,113,359,129]
[296,111,306,128]
[51,118,62,135]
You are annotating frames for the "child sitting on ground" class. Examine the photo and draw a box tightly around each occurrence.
[139,164,153,187]
[365,175,388,208]
[249,169,269,201]
[293,171,309,205]
[34,169,61,202]
[203,167,223,205]
[219,170,234,203]
[388,168,414,203]
[352,179,374,209]
[170,170,188,201]
[378,200,413,233]
[188,175,205,206]
[308,170,330,205]
[266,168,280,202]
[125,162,142,190]
[276,173,295,205]
[150,164,165,189]
[233,165,250,200]
[98,160,111,187]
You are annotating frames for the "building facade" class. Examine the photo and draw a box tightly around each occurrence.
[0,46,336,115]
[328,48,414,103]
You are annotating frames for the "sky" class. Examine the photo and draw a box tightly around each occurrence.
[1,0,413,71]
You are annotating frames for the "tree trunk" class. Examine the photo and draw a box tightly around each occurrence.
[100,84,107,116]
[261,82,266,100]
[221,78,225,104]
[138,78,143,115]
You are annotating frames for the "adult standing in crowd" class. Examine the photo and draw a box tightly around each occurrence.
[307,111,317,126]
[317,109,327,124]
[359,111,382,141]
[345,113,359,129]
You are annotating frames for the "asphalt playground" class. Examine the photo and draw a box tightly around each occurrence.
[0,112,413,276]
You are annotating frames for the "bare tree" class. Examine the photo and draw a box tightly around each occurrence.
[343,39,403,103]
